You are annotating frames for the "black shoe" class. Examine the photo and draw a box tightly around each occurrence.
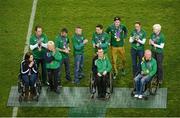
[55,88,60,94]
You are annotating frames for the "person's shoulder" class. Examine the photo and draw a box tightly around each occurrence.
[160,32,165,38]
[151,57,157,63]
[30,34,36,39]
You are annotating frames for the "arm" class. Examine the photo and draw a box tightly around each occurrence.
[30,43,38,50]
[53,50,62,62]
[123,25,128,39]
[20,61,29,74]
[106,57,112,72]
[149,59,157,77]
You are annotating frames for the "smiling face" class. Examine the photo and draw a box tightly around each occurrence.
[135,23,141,31]
[97,48,104,59]
[75,28,82,35]
[47,41,55,51]
[144,50,152,60]
[29,55,34,62]
[96,27,103,34]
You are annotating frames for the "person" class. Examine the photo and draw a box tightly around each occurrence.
[92,24,110,55]
[72,27,88,84]
[106,16,128,78]
[55,28,71,85]
[134,50,157,99]
[45,41,62,94]
[129,21,146,77]
[29,25,48,85]
[149,24,165,84]
[95,48,112,98]
[20,52,38,100]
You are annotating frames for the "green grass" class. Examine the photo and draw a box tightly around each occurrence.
[0,0,180,116]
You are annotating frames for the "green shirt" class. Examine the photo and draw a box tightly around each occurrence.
[130,29,146,50]
[150,32,165,53]
[106,24,128,47]
[141,57,157,77]
[29,33,48,59]
[55,35,70,58]
[95,56,112,74]
[72,33,85,55]
[46,48,62,69]
[92,32,110,54]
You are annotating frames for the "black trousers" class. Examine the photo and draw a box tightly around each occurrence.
[152,52,164,81]
[96,74,109,98]
[47,68,60,91]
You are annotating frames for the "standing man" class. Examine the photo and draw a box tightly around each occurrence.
[129,21,146,77]
[92,24,110,55]
[30,25,48,85]
[106,16,128,78]
[55,28,71,85]
[72,27,88,84]
[149,24,165,84]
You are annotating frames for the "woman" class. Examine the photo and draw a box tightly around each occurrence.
[20,52,38,100]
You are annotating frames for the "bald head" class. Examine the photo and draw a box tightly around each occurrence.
[144,49,152,60]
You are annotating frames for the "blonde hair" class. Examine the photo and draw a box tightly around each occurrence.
[153,24,161,31]
[47,41,54,46]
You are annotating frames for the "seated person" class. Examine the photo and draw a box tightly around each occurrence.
[20,52,38,100]
[95,48,112,98]
[45,41,62,94]
[134,49,157,99]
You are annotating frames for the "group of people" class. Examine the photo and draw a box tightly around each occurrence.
[20,16,165,99]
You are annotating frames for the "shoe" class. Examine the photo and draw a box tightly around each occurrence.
[55,88,60,94]
[134,94,139,98]
[113,73,117,79]
[138,95,143,99]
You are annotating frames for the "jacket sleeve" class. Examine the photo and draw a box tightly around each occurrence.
[123,25,128,39]
[53,50,62,62]
[32,61,38,74]
[44,51,54,63]
[106,57,112,72]
[149,59,157,77]
[20,60,29,75]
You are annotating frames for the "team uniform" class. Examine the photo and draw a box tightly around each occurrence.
[150,32,165,82]
[134,57,157,96]
[95,56,112,98]
[129,29,146,77]
[92,32,110,54]
[29,33,48,84]
[106,23,128,75]
[72,33,86,84]
[55,35,71,83]
[45,48,62,93]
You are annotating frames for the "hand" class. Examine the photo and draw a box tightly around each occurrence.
[83,39,88,44]
[103,71,107,75]
[67,47,71,51]
[116,38,121,41]
[64,48,69,53]
[29,61,34,68]
[97,73,102,77]
[96,43,100,47]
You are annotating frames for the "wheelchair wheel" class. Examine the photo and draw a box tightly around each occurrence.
[89,73,94,94]
[19,95,23,102]
[149,76,159,95]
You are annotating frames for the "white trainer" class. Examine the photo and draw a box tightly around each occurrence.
[138,95,143,99]
[134,94,139,98]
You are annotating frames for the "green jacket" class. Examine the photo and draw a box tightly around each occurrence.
[130,29,146,50]
[106,24,128,47]
[150,32,165,53]
[95,56,112,74]
[72,33,85,55]
[92,32,110,54]
[29,33,48,59]
[141,57,157,77]
[46,48,62,69]
[55,35,70,58]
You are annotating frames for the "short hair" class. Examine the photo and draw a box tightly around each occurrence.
[96,24,103,29]
[47,41,55,47]
[35,25,42,31]
[153,24,161,31]
[76,26,82,29]
[135,21,141,26]
[24,52,32,61]
[114,16,121,21]
[61,28,68,33]
[97,47,103,51]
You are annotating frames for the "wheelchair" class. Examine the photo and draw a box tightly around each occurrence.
[89,71,114,99]
[18,73,42,102]
[131,74,159,100]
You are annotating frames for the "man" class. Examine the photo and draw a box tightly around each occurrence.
[129,21,146,77]
[149,24,165,84]
[29,25,48,85]
[106,16,128,78]
[55,28,71,85]
[92,24,110,55]
[45,41,62,94]
[134,50,157,99]
[95,48,112,99]
[72,27,88,84]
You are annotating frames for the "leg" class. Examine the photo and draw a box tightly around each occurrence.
[118,47,126,75]
[79,54,84,77]
[111,46,118,74]
[96,76,102,98]
[137,50,144,75]
[64,57,71,81]
[156,53,164,83]
[140,75,152,95]
[47,69,54,90]
[131,48,138,77]
[41,59,47,84]
[29,73,37,96]
[22,75,30,99]
[59,58,65,85]
[74,55,81,84]
[134,74,142,95]
[54,68,60,93]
